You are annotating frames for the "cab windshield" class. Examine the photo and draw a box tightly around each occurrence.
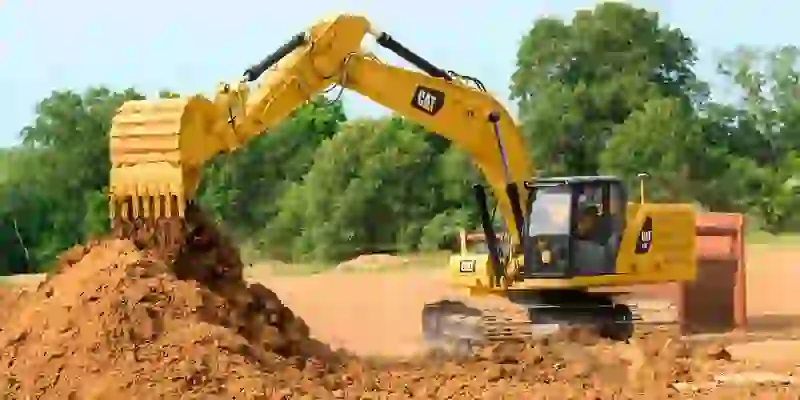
[526,187,571,236]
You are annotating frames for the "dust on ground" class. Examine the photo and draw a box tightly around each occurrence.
[0,209,799,398]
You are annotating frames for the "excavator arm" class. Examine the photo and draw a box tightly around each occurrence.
[109,14,532,249]
[109,15,371,220]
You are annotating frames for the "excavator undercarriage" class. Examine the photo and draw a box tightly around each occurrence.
[422,290,637,353]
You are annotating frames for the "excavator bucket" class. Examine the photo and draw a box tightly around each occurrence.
[108,95,222,231]
[109,99,189,227]
[108,96,236,260]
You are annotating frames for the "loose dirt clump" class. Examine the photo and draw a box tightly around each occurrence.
[0,205,797,399]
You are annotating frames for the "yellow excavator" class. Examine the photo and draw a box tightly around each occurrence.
[108,14,697,349]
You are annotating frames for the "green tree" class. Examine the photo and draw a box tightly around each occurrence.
[511,2,704,176]
[197,96,347,234]
[0,88,144,271]
[262,117,469,262]
[599,97,704,202]
[712,46,800,229]
[418,147,483,250]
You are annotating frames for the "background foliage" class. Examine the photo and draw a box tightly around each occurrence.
[1,2,798,273]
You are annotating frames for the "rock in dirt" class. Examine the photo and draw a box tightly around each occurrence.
[0,205,797,399]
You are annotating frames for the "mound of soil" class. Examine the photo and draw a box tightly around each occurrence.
[0,207,342,399]
[335,254,409,272]
[0,205,797,399]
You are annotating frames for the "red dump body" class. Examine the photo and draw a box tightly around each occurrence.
[627,212,746,334]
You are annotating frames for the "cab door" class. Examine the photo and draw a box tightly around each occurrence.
[522,184,576,278]
[572,181,627,276]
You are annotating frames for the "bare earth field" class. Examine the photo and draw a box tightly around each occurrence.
[237,242,800,359]
[5,241,800,359]
[2,231,799,398]
[746,243,800,317]
[254,268,454,357]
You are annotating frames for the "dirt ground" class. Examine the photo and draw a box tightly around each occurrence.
[5,240,797,358]
[253,242,800,359]
[745,243,800,317]
[2,214,800,398]
[256,269,453,357]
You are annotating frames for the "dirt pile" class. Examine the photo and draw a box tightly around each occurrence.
[335,254,409,272]
[0,206,347,399]
[0,206,797,399]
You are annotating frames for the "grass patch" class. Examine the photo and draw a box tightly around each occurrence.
[745,231,800,246]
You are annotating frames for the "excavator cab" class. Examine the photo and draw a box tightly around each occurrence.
[521,176,626,278]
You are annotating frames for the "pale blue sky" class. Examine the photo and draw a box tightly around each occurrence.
[0,1,797,147]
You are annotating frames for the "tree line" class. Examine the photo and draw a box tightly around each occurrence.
[1,3,798,274]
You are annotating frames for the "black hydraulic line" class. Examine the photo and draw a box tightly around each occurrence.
[374,32,452,81]
[473,184,503,287]
[488,112,511,183]
[504,183,525,242]
[488,111,525,244]
[243,32,307,82]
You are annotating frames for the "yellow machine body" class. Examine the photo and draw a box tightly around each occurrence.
[448,202,697,294]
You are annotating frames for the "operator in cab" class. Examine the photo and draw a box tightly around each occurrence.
[574,202,607,274]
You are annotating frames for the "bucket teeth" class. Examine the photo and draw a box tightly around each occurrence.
[110,191,185,223]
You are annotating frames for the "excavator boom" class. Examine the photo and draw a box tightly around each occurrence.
[108,13,531,246]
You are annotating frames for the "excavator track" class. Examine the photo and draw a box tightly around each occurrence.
[422,292,637,353]
[482,305,536,341]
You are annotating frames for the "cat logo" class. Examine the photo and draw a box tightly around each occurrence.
[634,217,653,254]
[410,86,445,115]
[459,259,476,273]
